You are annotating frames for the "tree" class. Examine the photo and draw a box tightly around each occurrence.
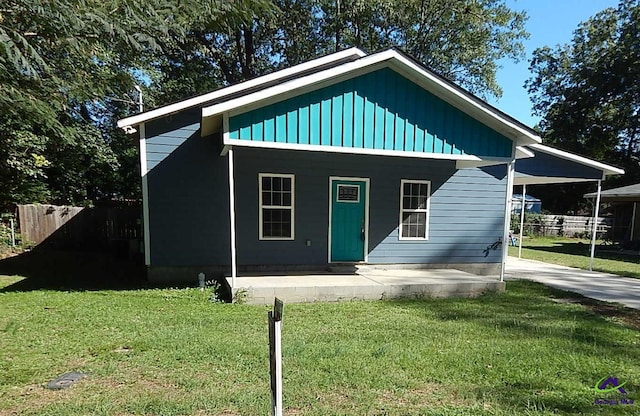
[526,0,639,212]
[0,0,271,210]
[151,0,529,103]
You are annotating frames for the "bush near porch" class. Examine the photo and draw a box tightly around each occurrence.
[1,277,638,415]
[509,236,640,279]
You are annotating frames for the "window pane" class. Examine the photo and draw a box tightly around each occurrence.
[273,177,282,191]
[262,192,272,206]
[262,177,271,191]
[403,182,412,196]
[283,178,291,191]
[273,192,282,206]
[403,196,411,209]
[283,192,291,206]
[263,208,292,238]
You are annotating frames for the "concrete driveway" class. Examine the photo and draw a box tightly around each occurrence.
[506,257,640,309]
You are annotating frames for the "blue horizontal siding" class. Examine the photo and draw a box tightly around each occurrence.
[231,148,506,266]
[228,68,513,158]
[146,121,199,171]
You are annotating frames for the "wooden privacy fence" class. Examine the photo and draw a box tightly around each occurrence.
[517,214,612,238]
[18,203,141,255]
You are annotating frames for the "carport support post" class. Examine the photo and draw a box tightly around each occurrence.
[500,161,515,282]
[518,184,526,259]
[589,180,602,271]
[228,147,238,291]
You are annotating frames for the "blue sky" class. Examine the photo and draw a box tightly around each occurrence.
[488,0,620,128]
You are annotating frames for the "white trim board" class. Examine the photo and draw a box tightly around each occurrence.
[139,123,151,266]
[328,177,370,264]
[203,49,541,146]
[117,48,366,129]
[223,138,513,164]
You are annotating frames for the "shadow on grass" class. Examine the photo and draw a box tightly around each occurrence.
[525,241,640,262]
[0,249,231,296]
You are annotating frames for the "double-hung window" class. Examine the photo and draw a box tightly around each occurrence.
[259,173,295,240]
[399,180,430,240]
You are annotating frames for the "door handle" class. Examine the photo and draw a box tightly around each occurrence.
[361,224,365,241]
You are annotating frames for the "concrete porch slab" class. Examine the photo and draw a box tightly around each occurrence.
[225,268,504,304]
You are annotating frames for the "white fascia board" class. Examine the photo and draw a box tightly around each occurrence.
[202,53,394,118]
[117,48,366,129]
[203,49,542,147]
[516,146,535,159]
[223,137,513,165]
[513,176,599,186]
[530,144,625,176]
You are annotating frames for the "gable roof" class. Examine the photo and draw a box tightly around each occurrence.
[117,48,366,129]
[202,48,541,147]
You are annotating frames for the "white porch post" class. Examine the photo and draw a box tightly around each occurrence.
[139,123,151,266]
[500,161,515,282]
[631,202,637,240]
[589,180,602,271]
[518,184,526,259]
[228,147,238,291]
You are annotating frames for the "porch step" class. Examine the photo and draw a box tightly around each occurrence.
[327,263,373,274]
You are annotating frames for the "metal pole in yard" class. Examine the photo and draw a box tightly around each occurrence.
[269,298,284,416]
[9,218,15,247]
[589,180,602,271]
[518,184,526,259]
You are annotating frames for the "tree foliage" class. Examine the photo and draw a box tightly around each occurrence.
[526,0,639,212]
[1,0,529,210]
[151,0,529,104]
[0,0,269,210]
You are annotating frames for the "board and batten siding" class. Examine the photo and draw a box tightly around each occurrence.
[228,68,513,158]
[233,147,506,266]
[144,110,231,267]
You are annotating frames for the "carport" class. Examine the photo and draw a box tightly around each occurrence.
[585,183,640,241]
[512,144,624,270]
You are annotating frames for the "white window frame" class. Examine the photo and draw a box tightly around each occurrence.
[259,173,295,240]
[399,179,431,240]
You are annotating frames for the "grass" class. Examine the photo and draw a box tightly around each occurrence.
[1,276,639,415]
[509,236,640,278]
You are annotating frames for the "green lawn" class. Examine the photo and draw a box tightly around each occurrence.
[1,276,639,415]
[509,237,640,278]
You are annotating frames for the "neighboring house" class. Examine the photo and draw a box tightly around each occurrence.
[118,48,620,282]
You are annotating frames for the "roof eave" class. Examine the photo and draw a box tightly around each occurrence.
[117,47,367,130]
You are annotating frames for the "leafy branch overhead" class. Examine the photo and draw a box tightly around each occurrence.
[1,0,529,209]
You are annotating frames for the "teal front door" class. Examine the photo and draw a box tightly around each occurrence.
[330,179,367,262]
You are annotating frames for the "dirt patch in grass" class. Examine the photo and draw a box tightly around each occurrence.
[553,297,640,330]
[377,383,470,408]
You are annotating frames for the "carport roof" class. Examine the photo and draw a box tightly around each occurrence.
[515,144,624,185]
[584,183,640,201]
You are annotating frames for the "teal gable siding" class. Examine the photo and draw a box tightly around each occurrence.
[228,68,513,158]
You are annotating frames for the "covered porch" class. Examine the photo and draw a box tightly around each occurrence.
[225,266,503,304]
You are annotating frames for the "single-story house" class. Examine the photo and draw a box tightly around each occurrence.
[118,47,622,285]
